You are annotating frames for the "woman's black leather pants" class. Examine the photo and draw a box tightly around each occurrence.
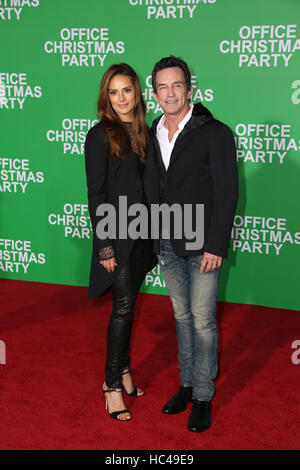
[105,239,154,388]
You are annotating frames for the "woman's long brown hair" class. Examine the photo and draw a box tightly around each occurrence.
[97,63,148,164]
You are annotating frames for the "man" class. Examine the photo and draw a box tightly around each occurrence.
[144,56,238,432]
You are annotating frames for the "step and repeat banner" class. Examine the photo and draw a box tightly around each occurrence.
[0,0,299,310]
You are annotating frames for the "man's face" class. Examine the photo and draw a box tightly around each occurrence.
[153,66,193,117]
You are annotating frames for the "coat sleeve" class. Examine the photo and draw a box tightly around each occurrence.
[204,123,239,258]
[143,137,158,205]
[84,124,114,253]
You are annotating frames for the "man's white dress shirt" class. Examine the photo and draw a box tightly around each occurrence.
[156,103,194,170]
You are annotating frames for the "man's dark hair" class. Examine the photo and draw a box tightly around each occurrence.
[151,55,192,94]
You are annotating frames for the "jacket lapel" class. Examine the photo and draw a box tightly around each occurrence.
[167,113,213,171]
[150,127,167,175]
[167,125,195,171]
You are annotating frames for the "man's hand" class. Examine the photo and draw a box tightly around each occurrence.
[100,257,117,273]
[200,252,222,273]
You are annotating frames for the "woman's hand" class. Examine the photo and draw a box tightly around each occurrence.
[100,257,117,273]
[99,246,117,272]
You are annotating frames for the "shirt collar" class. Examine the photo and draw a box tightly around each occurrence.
[157,103,194,133]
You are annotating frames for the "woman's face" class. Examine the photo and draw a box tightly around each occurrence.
[108,74,136,122]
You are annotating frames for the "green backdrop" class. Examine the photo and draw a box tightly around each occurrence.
[1,0,299,310]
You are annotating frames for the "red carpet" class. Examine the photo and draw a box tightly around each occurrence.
[0,278,299,450]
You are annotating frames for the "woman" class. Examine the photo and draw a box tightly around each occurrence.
[84,63,157,421]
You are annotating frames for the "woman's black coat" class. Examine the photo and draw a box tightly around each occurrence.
[84,122,157,299]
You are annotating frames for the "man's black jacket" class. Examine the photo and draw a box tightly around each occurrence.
[143,102,239,259]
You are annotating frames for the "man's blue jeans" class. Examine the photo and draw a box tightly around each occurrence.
[158,238,221,401]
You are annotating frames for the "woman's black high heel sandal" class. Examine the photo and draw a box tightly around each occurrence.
[102,384,132,421]
[121,369,145,397]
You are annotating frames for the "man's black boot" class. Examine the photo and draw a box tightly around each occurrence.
[162,386,193,414]
[187,400,211,432]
